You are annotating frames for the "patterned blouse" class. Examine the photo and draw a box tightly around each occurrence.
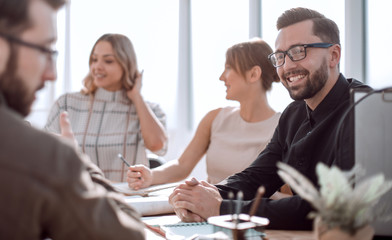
[44,88,167,182]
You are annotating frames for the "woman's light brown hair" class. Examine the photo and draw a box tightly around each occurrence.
[225,38,280,91]
[82,33,139,94]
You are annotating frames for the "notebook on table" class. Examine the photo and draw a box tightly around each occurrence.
[161,220,266,239]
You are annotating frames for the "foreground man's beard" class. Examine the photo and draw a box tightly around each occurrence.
[0,56,37,117]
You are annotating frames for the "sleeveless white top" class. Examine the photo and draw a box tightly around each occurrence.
[206,106,281,184]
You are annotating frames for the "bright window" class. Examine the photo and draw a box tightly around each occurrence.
[28,0,179,134]
[366,0,392,88]
[68,0,178,116]
[191,0,249,127]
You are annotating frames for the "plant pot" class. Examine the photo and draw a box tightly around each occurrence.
[314,217,375,240]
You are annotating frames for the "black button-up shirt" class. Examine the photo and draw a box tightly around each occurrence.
[217,74,369,230]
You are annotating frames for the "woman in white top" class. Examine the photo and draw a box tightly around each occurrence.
[127,38,281,189]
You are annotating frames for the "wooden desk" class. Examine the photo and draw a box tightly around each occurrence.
[264,230,315,240]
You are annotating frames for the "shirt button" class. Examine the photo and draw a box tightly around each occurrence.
[307,131,311,135]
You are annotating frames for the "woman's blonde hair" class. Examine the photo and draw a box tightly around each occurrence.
[82,33,138,94]
[225,38,280,91]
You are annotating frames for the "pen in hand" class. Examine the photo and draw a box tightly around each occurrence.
[118,153,142,181]
[117,153,131,167]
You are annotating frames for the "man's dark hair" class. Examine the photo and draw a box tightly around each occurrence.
[276,7,340,45]
[0,0,66,35]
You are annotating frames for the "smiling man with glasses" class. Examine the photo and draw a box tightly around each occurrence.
[0,0,145,239]
[268,43,333,68]
[169,7,370,230]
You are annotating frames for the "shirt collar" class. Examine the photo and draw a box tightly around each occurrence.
[94,88,129,103]
[307,74,349,123]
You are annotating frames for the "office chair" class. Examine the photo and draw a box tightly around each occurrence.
[148,153,166,169]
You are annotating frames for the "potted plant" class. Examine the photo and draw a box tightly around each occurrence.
[277,162,392,240]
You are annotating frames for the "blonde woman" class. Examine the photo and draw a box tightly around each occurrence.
[45,33,167,182]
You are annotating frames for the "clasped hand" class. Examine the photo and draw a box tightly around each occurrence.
[168,177,222,222]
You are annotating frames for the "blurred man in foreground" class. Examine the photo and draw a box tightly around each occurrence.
[0,0,145,238]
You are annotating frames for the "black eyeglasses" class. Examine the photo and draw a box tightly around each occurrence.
[268,43,334,68]
[0,32,58,63]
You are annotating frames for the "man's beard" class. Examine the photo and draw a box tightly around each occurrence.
[0,53,36,117]
[285,58,329,101]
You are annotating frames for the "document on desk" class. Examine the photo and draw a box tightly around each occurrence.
[112,182,180,216]
[124,195,174,216]
[111,182,179,196]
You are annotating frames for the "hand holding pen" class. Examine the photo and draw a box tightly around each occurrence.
[118,154,153,190]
